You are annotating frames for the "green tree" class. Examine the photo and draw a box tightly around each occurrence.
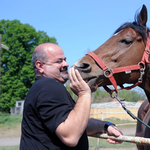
[0,19,58,112]
[91,88,146,103]
[119,90,146,102]
[65,82,146,104]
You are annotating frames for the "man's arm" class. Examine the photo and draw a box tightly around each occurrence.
[55,67,91,147]
[86,118,123,144]
[86,118,107,135]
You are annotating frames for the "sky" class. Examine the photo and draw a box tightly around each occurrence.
[1,0,150,95]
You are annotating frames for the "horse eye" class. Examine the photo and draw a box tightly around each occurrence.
[120,39,132,45]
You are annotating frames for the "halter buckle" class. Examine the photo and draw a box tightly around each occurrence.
[145,47,150,55]
[138,62,145,81]
[138,68,145,81]
[104,68,113,78]
[110,92,118,99]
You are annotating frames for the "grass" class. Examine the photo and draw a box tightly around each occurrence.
[0,114,137,149]
[0,139,136,150]
[88,118,137,149]
[0,113,22,127]
[0,113,22,121]
[88,137,136,149]
[0,114,22,138]
[0,146,19,150]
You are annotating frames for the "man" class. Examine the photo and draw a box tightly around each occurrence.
[20,43,122,150]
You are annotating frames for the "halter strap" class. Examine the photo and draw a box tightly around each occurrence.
[86,32,150,95]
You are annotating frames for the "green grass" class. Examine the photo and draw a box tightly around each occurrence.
[0,114,22,128]
[88,118,137,149]
[0,139,136,150]
[0,114,136,129]
[0,146,19,150]
[0,114,22,124]
[0,141,136,150]
[0,115,137,149]
[88,137,136,149]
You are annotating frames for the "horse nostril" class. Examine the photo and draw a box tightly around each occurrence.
[81,63,90,68]
[77,63,91,72]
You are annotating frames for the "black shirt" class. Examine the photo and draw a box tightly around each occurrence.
[20,76,88,150]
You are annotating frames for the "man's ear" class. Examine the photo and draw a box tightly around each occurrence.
[36,61,44,74]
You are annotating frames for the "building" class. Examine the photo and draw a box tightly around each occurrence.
[11,100,24,115]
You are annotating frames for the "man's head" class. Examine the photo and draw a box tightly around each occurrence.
[32,43,69,84]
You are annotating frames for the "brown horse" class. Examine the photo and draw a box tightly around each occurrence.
[74,5,150,150]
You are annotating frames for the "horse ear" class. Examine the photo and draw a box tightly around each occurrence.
[138,4,147,26]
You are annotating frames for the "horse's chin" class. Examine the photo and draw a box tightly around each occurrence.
[86,77,104,93]
[89,86,98,92]
[85,77,98,92]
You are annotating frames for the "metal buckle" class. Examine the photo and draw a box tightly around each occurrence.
[138,62,145,81]
[104,68,113,78]
[110,92,118,99]
[145,47,150,55]
[138,68,145,81]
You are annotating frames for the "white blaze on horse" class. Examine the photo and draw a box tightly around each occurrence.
[74,5,150,150]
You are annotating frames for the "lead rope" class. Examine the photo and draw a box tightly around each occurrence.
[113,95,150,128]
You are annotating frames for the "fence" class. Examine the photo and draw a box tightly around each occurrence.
[90,101,143,120]
[90,108,138,120]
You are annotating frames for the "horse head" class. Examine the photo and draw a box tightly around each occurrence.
[74,5,150,94]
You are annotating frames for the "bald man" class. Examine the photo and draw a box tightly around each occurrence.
[20,43,122,150]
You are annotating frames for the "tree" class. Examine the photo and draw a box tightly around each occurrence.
[118,90,146,102]
[0,19,58,112]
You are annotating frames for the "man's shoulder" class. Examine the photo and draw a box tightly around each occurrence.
[35,76,59,84]
[34,77,64,89]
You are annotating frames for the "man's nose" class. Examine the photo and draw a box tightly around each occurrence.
[63,60,69,67]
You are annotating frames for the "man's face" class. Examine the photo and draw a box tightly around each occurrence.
[42,47,69,83]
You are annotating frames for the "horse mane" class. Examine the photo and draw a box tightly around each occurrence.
[114,12,150,41]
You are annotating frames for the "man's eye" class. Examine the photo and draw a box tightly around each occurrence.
[56,60,63,63]
[56,58,66,64]
[57,61,62,63]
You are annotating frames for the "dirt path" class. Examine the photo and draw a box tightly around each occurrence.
[0,137,20,147]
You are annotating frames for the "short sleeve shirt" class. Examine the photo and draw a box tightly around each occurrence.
[20,77,88,150]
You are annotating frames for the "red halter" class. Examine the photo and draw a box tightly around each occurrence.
[86,33,150,96]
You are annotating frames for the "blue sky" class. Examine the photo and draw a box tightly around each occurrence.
[1,0,150,94]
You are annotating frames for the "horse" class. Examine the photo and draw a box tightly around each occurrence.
[73,5,150,150]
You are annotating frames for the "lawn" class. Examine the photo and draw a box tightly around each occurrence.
[0,114,137,149]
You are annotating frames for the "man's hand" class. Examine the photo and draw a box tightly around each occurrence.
[107,125,123,144]
[69,67,91,97]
